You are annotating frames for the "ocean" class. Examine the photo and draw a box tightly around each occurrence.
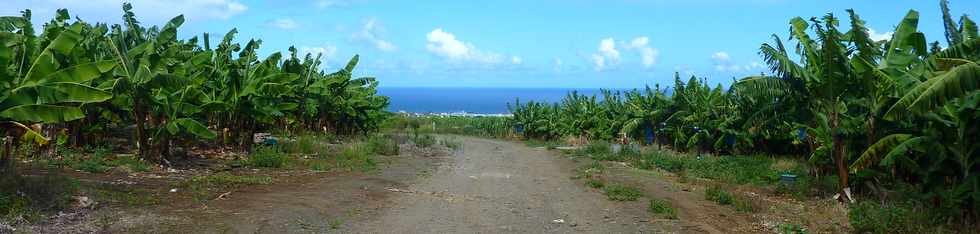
[378,87,626,114]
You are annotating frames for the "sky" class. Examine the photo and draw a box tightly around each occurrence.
[3,0,977,88]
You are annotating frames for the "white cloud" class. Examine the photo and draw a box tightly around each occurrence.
[511,56,523,65]
[300,44,338,65]
[425,28,502,64]
[625,37,659,68]
[266,18,298,30]
[352,18,396,52]
[711,52,731,62]
[591,38,621,71]
[554,58,563,72]
[711,51,764,73]
[868,28,894,41]
[591,36,659,71]
[4,0,248,22]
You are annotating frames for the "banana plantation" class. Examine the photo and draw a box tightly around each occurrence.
[511,2,979,222]
[0,4,389,169]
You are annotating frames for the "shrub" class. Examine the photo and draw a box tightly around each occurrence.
[648,198,678,219]
[705,186,733,205]
[603,184,642,201]
[336,144,377,172]
[365,135,399,156]
[247,147,288,168]
[283,133,332,154]
[413,134,436,148]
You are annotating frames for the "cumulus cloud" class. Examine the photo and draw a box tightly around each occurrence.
[425,28,502,64]
[591,38,621,71]
[511,56,523,65]
[3,0,248,23]
[266,18,298,30]
[868,28,894,41]
[591,36,659,71]
[554,58,563,72]
[352,18,396,52]
[625,37,659,68]
[711,51,764,73]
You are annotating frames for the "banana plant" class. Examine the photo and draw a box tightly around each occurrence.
[0,10,115,169]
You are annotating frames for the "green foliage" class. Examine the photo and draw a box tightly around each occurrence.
[848,201,950,233]
[647,198,678,219]
[602,184,642,201]
[335,144,377,172]
[585,179,605,189]
[283,133,331,155]
[247,146,288,168]
[0,175,79,222]
[364,134,399,156]
[777,223,809,234]
[184,172,272,203]
[412,134,436,148]
[704,186,755,212]
[397,115,512,138]
[704,186,733,205]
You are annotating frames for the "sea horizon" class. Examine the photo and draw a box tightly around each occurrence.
[378,86,642,114]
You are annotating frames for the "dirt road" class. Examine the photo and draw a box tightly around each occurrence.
[348,136,660,233]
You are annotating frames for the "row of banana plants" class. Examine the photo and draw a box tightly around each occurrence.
[511,1,979,220]
[0,4,389,169]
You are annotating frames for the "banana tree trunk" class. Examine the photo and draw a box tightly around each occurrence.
[1,136,12,176]
[133,97,150,160]
[831,110,849,202]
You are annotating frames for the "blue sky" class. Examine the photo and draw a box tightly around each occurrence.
[4,0,977,88]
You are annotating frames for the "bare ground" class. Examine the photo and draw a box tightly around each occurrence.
[14,135,846,233]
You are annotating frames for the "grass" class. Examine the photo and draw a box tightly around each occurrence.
[573,161,604,179]
[282,133,334,154]
[648,198,678,219]
[439,137,462,150]
[335,144,377,172]
[328,218,343,229]
[848,201,951,234]
[704,186,733,205]
[85,183,159,206]
[30,146,150,174]
[0,174,79,222]
[777,223,809,234]
[247,146,289,168]
[704,185,755,212]
[183,172,272,203]
[364,134,399,156]
[585,179,605,189]
[412,134,436,148]
[603,184,642,201]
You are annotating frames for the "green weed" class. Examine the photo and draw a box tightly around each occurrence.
[603,184,642,201]
[365,134,399,156]
[648,198,678,219]
[585,179,605,189]
[247,146,289,168]
[412,134,436,148]
[705,186,733,205]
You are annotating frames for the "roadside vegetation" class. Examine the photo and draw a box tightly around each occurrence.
[405,1,980,231]
[0,4,409,228]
